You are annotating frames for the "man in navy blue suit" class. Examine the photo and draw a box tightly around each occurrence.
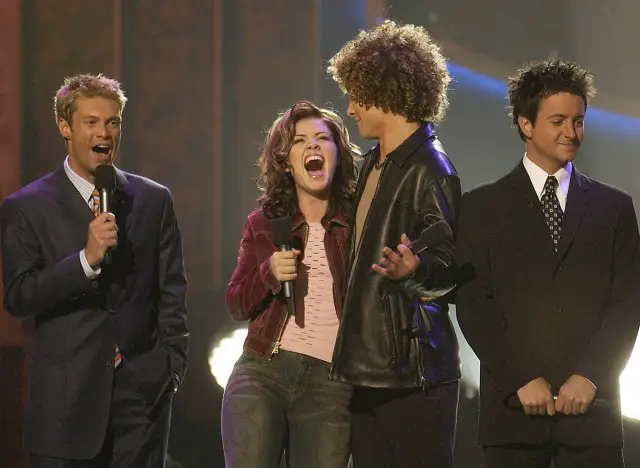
[0,73,189,467]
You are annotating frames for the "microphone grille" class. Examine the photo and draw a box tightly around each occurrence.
[269,217,292,246]
[95,164,116,191]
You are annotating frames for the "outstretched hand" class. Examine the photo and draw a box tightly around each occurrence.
[372,234,420,281]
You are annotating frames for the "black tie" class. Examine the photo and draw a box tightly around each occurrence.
[541,176,563,251]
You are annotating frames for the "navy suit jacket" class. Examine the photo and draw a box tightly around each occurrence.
[0,165,189,459]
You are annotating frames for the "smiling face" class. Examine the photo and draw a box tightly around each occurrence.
[287,117,339,201]
[519,92,585,173]
[58,96,122,183]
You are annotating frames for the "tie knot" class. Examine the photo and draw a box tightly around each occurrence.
[544,175,558,191]
[91,189,100,217]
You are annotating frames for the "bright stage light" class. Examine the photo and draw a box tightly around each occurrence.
[620,335,640,420]
[208,314,640,419]
[208,327,248,389]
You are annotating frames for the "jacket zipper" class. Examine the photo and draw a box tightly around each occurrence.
[269,314,288,360]
[382,295,398,361]
[269,222,309,360]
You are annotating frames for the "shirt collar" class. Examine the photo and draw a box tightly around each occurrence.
[63,156,95,204]
[522,153,572,202]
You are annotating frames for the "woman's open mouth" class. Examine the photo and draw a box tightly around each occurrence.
[304,154,325,179]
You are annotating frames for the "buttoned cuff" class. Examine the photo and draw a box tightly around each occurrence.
[80,249,101,279]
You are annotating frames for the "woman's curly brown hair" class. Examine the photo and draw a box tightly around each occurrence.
[508,60,596,141]
[327,20,450,123]
[257,100,361,225]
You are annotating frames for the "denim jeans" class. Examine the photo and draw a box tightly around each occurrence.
[221,349,352,468]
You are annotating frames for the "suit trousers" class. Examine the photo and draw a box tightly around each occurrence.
[483,443,624,468]
[30,364,173,468]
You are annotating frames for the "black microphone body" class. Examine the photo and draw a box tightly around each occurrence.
[99,188,112,265]
[269,217,296,316]
[409,219,453,256]
[94,165,117,265]
[278,244,295,299]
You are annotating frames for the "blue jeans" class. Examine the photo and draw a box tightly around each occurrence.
[221,349,352,468]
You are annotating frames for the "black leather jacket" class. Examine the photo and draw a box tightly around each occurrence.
[330,123,462,388]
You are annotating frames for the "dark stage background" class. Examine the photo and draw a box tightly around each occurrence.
[1,1,639,466]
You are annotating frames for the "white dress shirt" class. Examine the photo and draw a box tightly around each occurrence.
[63,156,102,278]
[522,154,572,211]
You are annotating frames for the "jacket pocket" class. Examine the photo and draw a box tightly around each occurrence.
[382,294,411,368]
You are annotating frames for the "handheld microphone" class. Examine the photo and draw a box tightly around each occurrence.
[269,217,296,316]
[406,219,456,299]
[408,219,453,256]
[94,164,117,265]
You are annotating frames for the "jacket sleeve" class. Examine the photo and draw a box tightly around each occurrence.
[454,191,536,400]
[156,188,190,385]
[225,217,281,322]
[402,175,461,297]
[572,196,640,389]
[0,197,95,318]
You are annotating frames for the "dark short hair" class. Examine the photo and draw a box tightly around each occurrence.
[508,60,596,140]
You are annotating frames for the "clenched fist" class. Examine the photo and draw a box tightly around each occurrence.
[85,212,118,266]
[517,377,555,416]
[269,249,301,282]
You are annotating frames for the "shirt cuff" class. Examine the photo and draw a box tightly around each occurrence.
[583,376,597,390]
[80,249,101,279]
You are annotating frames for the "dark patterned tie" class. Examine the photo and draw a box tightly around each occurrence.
[541,176,563,251]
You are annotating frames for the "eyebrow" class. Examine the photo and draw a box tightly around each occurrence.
[294,131,330,137]
[546,113,584,119]
[81,115,121,122]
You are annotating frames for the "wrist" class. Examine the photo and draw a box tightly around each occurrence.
[85,251,100,267]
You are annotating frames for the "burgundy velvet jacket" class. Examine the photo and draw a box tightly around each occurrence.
[225,209,349,358]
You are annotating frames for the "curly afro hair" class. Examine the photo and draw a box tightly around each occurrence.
[328,20,450,123]
[508,60,596,141]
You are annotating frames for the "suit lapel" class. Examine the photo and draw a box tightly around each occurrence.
[555,168,589,267]
[51,167,95,248]
[506,163,557,264]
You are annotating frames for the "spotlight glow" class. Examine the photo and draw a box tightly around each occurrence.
[620,335,640,420]
[208,327,248,389]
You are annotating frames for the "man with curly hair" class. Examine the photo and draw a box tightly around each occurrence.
[455,60,640,467]
[328,20,461,467]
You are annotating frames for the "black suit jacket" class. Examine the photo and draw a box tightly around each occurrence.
[455,162,640,447]
[0,165,189,459]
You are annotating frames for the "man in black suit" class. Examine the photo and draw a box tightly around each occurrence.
[455,60,640,467]
[0,74,189,467]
